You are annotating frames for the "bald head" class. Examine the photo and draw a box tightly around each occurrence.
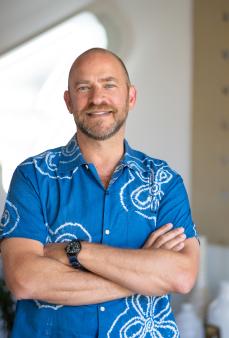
[68,48,131,88]
[64,47,137,141]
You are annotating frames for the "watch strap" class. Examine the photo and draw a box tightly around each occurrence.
[68,255,82,269]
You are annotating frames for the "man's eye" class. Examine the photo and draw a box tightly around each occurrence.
[77,86,90,92]
[104,83,116,89]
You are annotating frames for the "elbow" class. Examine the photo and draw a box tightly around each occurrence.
[4,254,46,300]
[6,271,35,300]
[7,282,29,301]
[174,269,197,295]
[12,284,31,301]
[5,281,25,301]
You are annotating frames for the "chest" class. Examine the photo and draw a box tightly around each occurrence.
[100,174,111,189]
[39,168,157,248]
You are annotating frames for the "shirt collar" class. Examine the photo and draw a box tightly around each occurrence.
[58,134,87,172]
[121,140,150,173]
[58,135,150,174]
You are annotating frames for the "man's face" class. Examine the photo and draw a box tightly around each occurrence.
[64,52,136,141]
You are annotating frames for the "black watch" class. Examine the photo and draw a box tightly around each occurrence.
[65,239,84,269]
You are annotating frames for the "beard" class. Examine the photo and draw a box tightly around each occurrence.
[74,101,129,141]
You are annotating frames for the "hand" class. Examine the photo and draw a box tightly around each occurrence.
[143,223,186,252]
[44,242,69,265]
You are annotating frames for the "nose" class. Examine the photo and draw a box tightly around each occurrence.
[89,86,107,106]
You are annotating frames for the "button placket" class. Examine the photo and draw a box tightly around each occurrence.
[102,189,111,244]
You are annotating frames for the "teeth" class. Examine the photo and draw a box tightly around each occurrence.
[88,111,111,115]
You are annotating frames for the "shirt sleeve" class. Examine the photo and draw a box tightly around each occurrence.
[0,165,48,244]
[156,173,198,239]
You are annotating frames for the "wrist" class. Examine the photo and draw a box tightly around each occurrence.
[77,241,89,265]
[78,241,99,268]
[65,240,86,270]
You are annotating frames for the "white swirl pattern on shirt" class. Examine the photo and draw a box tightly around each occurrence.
[107,294,179,338]
[0,200,20,235]
[20,137,81,180]
[120,157,173,220]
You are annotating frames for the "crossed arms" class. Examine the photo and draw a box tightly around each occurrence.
[1,223,199,306]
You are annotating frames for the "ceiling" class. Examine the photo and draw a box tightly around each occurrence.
[0,0,94,55]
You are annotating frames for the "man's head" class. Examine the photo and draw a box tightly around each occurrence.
[64,48,136,141]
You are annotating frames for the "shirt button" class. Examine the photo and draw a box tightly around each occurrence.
[85,164,89,170]
[100,306,106,312]
[105,229,110,235]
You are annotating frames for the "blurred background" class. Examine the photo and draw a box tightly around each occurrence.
[0,0,228,336]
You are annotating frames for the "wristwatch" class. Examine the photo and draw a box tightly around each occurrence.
[65,239,84,269]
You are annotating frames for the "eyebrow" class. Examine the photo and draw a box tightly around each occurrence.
[74,77,118,87]
[100,77,118,83]
[74,80,90,87]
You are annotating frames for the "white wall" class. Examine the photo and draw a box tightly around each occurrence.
[90,0,193,192]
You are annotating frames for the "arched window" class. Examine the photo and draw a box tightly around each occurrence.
[0,12,107,199]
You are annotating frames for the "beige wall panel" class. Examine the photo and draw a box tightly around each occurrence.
[192,0,229,244]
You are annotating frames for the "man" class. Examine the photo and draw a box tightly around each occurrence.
[0,48,199,337]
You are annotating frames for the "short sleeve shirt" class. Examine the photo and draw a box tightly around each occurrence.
[0,135,198,338]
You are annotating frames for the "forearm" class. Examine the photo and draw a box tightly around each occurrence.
[28,258,132,305]
[2,243,133,305]
[78,239,199,296]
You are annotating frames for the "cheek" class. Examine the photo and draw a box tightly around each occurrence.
[110,93,128,107]
[72,96,88,111]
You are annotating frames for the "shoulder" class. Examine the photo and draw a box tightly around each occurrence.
[19,144,63,167]
[14,136,80,181]
[127,144,180,182]
[16,144,63,177]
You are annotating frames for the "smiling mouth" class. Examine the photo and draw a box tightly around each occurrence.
[86,111,113,117]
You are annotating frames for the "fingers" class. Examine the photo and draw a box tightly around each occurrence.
[143,223,173,248]
[157,233,186,250]
[172,242,185,252]
[153,229,186,249]
[143,223,186,251]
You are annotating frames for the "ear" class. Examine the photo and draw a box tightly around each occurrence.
[128,85,137,110]
[64,90,73,114]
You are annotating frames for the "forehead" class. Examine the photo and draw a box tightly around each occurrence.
[69,52,127,83]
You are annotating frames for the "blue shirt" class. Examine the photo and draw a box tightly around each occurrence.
[0,135,198,338]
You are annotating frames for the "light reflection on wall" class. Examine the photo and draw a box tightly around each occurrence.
[0,11,107,214]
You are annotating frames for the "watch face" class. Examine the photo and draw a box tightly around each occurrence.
[66,240,81,255]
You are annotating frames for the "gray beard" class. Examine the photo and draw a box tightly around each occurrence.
[75,115,127,141]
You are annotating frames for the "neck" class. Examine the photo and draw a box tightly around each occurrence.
[76,130,125,176]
